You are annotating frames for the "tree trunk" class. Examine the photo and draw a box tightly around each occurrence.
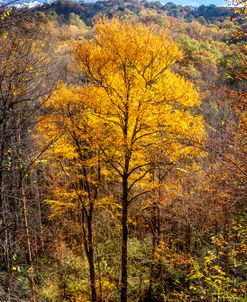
[121,174,128,302]
[81,206,97,302]
[0,133,12,301]
[147,235,156,300]
[20,180,36,302]
[87,213,97,302]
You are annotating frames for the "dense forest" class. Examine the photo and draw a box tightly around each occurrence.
[0,0,246,301]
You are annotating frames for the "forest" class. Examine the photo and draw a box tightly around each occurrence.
[0,0,246,301]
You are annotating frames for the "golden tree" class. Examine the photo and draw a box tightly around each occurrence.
[73,18,204,302]
[38,18,205,302]
[37,84,104,301]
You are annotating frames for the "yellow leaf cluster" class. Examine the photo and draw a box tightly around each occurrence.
[37,18,206,215]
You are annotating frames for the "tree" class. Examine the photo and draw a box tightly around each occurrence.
[189,216,247,301]
[72,18,205,302]
[0,1,34,31]
[0,18,52,301]
[36,83,105,302]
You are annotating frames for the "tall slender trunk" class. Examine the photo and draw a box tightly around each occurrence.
[81,206,97,302]
[33,172,45,254]
[0,128,12,301]
[148,170,162,300]
[121,173,128,302]
[96,246,103,302]
[87,213,97,302]
[75,142,99,302]
[147,202,161,300]
[20,180,36,302]
[147,234,156,300]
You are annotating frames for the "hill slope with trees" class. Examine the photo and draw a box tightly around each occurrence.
[0,0,246,301]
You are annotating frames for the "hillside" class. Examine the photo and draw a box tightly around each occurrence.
[40,0,235,24]
[0,1,246,301]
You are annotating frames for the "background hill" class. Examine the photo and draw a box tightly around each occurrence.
[38,0,237,24]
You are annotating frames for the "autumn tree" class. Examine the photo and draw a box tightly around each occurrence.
[71,18,205,302]
[0,1,34,32]
[189,215,247,301]
[0,19,53,301]
[36,84,107,302]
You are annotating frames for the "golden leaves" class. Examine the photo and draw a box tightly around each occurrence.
[37,18,205,216]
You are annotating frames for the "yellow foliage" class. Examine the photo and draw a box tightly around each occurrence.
[72,19,204,182]
[37,18,205,217]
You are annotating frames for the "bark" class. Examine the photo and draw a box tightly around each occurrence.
[147,235,156,300]
[147,203,161,299]
[20,180,36,302]
[0,127,12,300]
[81,207,97,302]
[121,173,128,302]
[87,213,97,302]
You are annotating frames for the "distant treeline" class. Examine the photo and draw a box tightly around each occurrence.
[39,0,238,25]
